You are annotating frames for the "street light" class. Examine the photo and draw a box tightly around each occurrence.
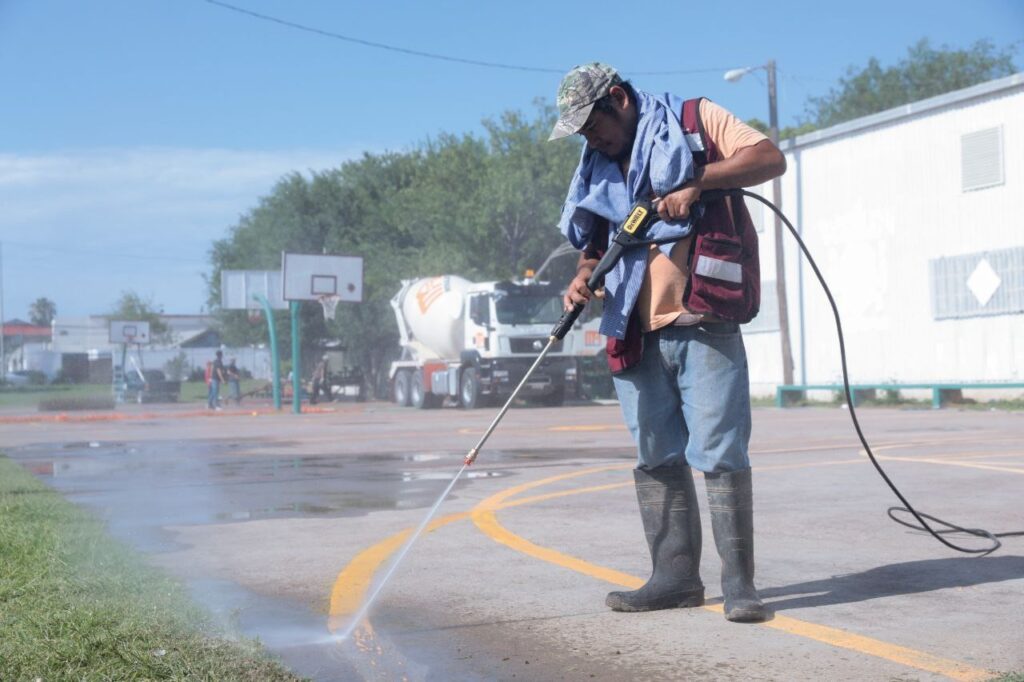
[723,67,756,83]
[724,60,796,388]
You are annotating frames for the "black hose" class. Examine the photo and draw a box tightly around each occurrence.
[738,188,1023,556]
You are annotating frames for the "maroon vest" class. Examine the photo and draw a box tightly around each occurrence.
[681,98,761,325]
[599,97,761,374]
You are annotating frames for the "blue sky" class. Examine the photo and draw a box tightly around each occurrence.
[1,0,1022,319]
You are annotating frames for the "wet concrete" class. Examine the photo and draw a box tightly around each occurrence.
[3,403,1023,680]
[13,439,525,553]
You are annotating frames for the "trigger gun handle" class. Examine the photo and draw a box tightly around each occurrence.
[549,199,658,341]
[549,239,626,340]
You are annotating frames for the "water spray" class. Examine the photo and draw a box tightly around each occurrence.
[337,461,467,640]
[337,200,665,638]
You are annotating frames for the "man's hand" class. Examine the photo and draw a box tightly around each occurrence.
[563,267,596,311]
[656,181,702,222]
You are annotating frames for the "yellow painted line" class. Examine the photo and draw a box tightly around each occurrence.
[326,457,870,626]
[328,461,994,680]
[328,509,470,631]
[756,458,864,472]
[876,455,1024,476]
[758,615,992,681]
[918,451,1024,461]
[473,503,644,589]
[327,464,627,631]
[469,469,994,681]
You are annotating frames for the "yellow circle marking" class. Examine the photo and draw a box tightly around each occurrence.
[329,462,994,681]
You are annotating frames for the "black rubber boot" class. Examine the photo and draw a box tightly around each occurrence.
[706,467,766,622]
[606,466,705,612]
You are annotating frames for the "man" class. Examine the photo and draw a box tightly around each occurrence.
[226,358,242,406]
[551,63,786,622]
[310,354,331,405]
[208,350,226,410]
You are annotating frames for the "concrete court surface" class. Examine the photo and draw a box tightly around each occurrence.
[3,400,1023,681]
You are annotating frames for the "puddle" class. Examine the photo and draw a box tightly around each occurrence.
[4,436,620,680]
[354,451,456,463]
[400,470,505,482]
[62,441,126,449]
[215,502,337,521]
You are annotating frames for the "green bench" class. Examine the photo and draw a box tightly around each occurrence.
[775,382,1024,409]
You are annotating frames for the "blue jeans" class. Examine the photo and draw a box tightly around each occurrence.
[612,322,752,473]
[207,379,221,408]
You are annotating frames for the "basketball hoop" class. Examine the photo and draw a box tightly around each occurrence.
[318,294,341,321]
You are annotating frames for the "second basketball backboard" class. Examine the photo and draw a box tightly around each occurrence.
[282,253,363,303]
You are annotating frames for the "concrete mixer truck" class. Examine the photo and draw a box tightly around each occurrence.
[389,275,603,408]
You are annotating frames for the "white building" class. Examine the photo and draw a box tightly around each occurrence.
[743,73,1024,399]
[44,314,273,381]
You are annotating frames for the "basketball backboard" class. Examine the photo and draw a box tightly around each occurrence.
[109,320,151,344]
[282,252,363,303]
[220,270,287,310]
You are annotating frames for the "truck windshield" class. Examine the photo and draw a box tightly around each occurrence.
[494,294,564,325]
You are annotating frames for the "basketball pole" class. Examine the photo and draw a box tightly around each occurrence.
[290,301,302,414]
[252,293,282,410]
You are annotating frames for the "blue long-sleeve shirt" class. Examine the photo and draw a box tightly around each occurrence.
[557,90,696,339]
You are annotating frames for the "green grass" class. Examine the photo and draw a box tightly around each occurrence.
[0,455,304,681]
[0,380,271,410]
[38,395,117,412]
[0,383,111,409]
[989,674,1024,682]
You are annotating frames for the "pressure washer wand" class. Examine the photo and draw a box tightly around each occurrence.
[464,199,666,466]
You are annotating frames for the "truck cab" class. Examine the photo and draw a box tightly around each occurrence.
[389,276,602,409]
[460,280,577,407]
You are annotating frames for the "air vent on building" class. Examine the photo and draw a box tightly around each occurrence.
[930,247,1024,319]
[960,126,1004,192]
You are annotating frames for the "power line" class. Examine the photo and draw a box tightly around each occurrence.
[202,0,729,77]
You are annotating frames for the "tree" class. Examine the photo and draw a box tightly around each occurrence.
[745,117,817,142]
[109,291,171,344]
[28,297,57,326]
[804,39,1017,129]
[164,351,189,381]
[208,102,579,397]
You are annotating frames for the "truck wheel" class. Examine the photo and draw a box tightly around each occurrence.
[411,371,431,409]
[540,387,565,407]
[460,368,480,409]
[393,371,412,407]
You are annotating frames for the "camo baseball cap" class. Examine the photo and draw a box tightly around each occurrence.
[548,62,623,141]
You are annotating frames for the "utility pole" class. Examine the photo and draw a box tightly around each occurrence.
[724,60,796,388]
[766,61,795,387]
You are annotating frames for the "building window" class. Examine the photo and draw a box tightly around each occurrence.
[961,126,1004,192]
[744,280,780,333]
[930,247,1024,319]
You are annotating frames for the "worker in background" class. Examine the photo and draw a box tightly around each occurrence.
[207,350,227,411]
[310,354,331,405]
[226,358,242,406]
